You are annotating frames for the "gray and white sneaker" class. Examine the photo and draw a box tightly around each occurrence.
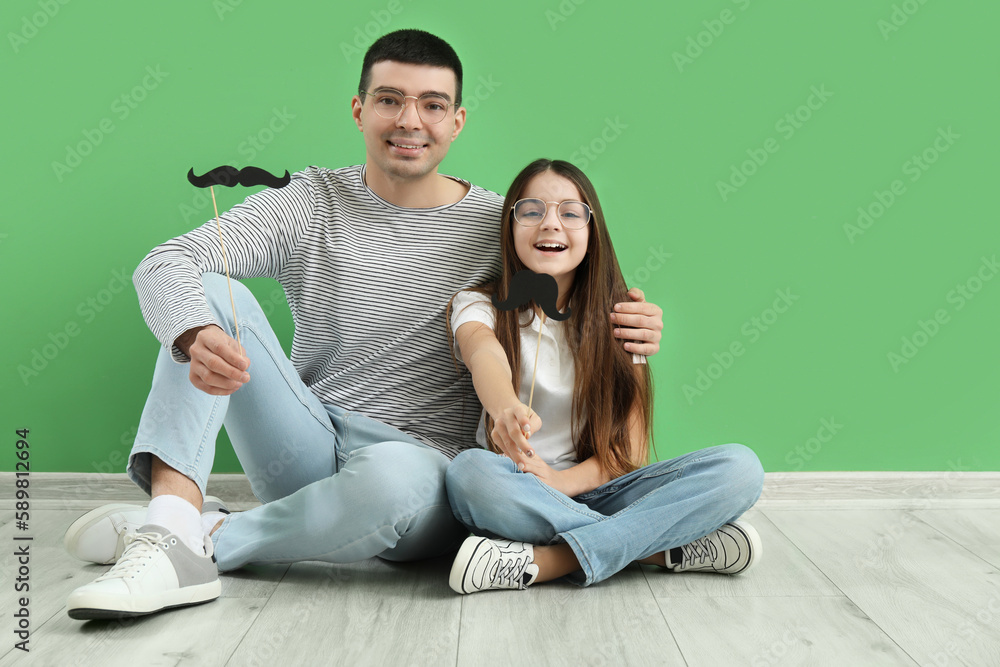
[666,520,762,575]
[449,536,540,594]
[64,496,229,565]
[67,524,221,620]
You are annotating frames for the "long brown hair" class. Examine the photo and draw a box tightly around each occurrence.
[451,159,653,479]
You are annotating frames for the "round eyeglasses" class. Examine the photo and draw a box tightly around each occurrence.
[512,198,592,230]
[361,89,457,124]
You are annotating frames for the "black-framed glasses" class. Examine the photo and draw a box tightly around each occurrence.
[512,198,592,230]
[361,88,457,124]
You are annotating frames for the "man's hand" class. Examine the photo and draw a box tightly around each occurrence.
[177,325,250,396]
[610,287,664,356]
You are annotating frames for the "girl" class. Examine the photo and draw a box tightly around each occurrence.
[445,159,765,593]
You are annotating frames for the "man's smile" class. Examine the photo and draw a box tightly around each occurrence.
[386,137,430,157]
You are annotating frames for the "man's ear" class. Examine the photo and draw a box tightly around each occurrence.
[450,106,467,142]
[352,95,364,132]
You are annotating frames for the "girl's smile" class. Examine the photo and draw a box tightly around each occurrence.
[513,171,590,308]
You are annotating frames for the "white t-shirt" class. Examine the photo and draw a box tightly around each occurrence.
[450,290,578,470]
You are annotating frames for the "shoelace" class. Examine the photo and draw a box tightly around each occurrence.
[491,550,531,589]
[680,535,718,568]
[94,532,164,581]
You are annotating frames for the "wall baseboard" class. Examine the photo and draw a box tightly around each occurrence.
[3,471,999,510]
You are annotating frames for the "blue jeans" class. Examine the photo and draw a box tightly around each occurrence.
[127,273,468,571]
[445,445,764,586]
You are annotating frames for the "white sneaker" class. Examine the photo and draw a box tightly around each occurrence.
[64,504,146,565]
[449,536,540,594]
[67,524,221,620]
[64,497,228,564]
[666,520,762,575]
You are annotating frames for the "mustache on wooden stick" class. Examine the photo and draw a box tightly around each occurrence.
[187,165,291,189]
[491,269,571,321]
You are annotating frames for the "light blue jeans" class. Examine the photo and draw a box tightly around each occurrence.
[445,445,764,586]
[127,274,468,571]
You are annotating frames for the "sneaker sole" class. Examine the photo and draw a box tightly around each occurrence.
[201,495,229,515]
[725,519,762,575]
[64,504,147,565]
[449,536,488,595]
[67,579,222,620]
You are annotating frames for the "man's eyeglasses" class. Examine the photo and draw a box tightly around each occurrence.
[361,89,457,124]
[512,199,592,230]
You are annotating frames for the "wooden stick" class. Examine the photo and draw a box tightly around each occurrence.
[210,185,241,348]
[527,311,546,412]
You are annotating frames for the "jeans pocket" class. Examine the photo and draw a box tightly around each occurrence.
[639,466,684,481]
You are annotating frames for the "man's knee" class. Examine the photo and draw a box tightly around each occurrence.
[363,441,449,515]
[445,448,503,510]
[201,273,259,324]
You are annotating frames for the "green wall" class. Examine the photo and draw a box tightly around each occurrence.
[4,1,997,473]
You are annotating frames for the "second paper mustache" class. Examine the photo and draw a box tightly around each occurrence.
[187,166,291,189]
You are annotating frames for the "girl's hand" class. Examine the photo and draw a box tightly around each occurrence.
[517,454,575,497]
[491,402,542,461]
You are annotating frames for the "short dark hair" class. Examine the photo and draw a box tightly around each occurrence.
[359,29,463,107]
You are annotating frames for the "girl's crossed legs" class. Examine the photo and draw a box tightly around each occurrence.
[445,443,764,589]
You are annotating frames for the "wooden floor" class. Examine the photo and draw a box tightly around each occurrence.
[2,472,999,667]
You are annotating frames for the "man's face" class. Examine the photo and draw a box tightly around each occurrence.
[352,60,466,182]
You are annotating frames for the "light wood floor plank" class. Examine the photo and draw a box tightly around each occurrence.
[4,475,999,665]
[913,508,1000,569]
[758,472,1000,505]
[1,597,269,667]
[457,563,686,666]
[656,596,919,666]
[1,510,126,655]
[641,509,840,598]
[0,509,287,665]
[756,499,1000,510]
[226,557,462,667]
[767,509,1000,666]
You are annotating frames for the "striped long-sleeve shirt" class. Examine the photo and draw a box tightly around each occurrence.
[133,164,504,458]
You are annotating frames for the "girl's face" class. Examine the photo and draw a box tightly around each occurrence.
[512,171,591,305]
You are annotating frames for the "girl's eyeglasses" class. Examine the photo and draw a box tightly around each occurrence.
[512,199,591,229]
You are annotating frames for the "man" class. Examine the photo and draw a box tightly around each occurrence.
[64,29,668,619]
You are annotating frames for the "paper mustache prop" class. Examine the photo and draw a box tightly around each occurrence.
[492,269,572,413]
[491,268,571,321]
[187,165,292,348]
[187,166,291,189]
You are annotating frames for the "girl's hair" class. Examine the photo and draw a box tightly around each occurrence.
[451,158,653,479]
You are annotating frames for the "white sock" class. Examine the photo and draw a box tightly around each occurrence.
[201,511,228,537]
[146,495,206,554]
